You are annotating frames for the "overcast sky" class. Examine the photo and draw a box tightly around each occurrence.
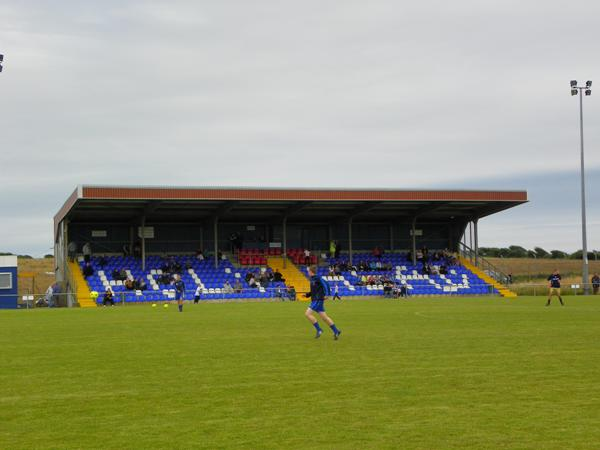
[1,1,599,256]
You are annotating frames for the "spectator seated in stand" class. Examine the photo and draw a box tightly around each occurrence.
[223,280,234,294]
[80,250,496,303]
[273,269,285,282]
[135,277,147,291]
[159,272,171,284]
[383,281,393,297]
[248,275,258,288]
[287,286,297,301]
[233,279,243,293]
[124,279,135,290]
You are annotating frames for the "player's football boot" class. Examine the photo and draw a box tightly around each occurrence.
[315,330,323,339]
[334,330,342,340]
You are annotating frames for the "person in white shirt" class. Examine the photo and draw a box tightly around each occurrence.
[304,249,311,265]
[68,241,77,261]
[332,283,341,301]
[82,242,92,262]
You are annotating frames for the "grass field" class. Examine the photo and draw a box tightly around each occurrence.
[2,297,600,449]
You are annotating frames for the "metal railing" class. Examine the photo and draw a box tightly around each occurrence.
[458,242,511,285]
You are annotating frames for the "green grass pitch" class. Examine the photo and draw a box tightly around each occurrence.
[1,296,599,449]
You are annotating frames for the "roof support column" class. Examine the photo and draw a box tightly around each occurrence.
[283,216,288,269]
[62,219,69,286]
[389,222,394,252]
[348,218,353,266]
[474,219,479,267]
[469,221,474,264]
[411,217,417,266]
[141,216,146,272]
[199,226,204,253]
[129,226,134,257]
[214,217,219,269]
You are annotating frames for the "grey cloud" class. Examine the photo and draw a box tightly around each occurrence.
[1,1,599,255]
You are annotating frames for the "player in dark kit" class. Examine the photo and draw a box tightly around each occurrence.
[304,266,341,339]
[173,274,185,312]
[546,269,564,306]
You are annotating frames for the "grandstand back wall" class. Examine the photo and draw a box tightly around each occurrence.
[68,221,455,254]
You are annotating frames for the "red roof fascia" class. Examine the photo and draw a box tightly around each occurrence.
[81,186,527,202]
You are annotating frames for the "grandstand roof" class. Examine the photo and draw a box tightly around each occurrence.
[55,185,527,238]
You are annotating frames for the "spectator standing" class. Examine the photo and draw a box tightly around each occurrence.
[82,242,92,263]
[194,285,202,304]
[329,240,336,259]
[82,262,94,278]
[304,249,311,265]
[68,241,77,261]
[334,241,341,259]
[332,283,341,301]
[373,246,382,259]
[44,285,54,307]
[592,273,600,295]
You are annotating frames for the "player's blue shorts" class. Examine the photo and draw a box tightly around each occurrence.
[309,300,325,312]
[175,291,184,301]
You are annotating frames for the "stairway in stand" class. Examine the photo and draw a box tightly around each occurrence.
[460,258,517,298]
[69,261,97,307]
[267,257,311,299]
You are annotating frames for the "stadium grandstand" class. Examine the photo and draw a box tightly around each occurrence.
[53,185,527,307]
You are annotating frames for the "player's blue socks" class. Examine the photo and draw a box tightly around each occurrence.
[330,324,340,334]
[313,322,323,338]
[178,304,183,312]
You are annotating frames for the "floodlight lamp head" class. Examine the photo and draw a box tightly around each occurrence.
[571,89,578,96]
[585,89,592,96]
[570,80,578,87]
[586,80,592,87]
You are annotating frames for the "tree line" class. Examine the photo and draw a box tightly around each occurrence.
[479,246,600,260]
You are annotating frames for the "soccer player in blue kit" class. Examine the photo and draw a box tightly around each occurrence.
[173,274,185,312]
[304,265,342,339]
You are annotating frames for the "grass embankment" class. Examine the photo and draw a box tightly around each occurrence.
[17,257,55,296]
[486,257,600,282]
[1,297,599,449]
[484,257,600,295]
